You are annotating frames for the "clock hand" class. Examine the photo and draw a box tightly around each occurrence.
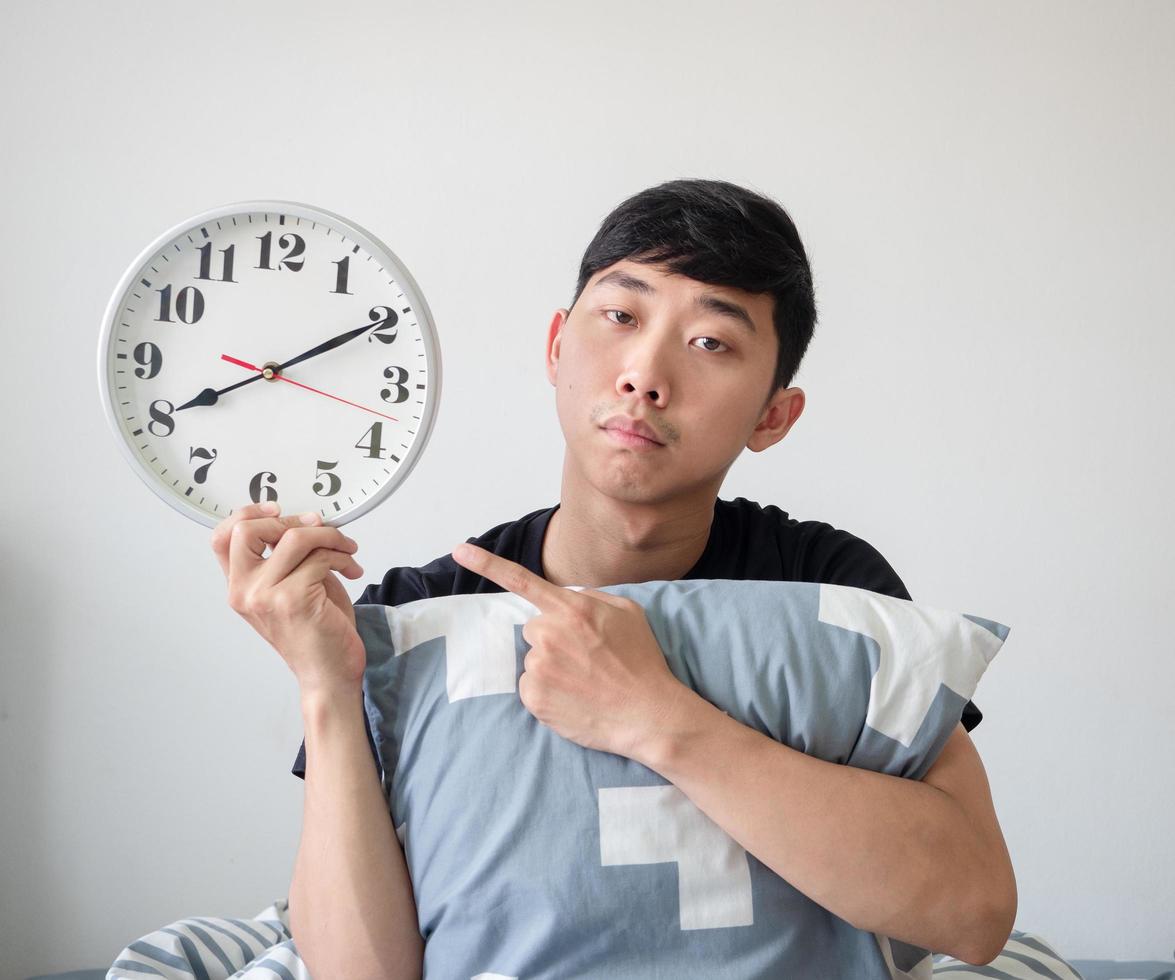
[174,373,259,411]
[220,354,400,421]
[175,315,382,412]
[276,318,377,372]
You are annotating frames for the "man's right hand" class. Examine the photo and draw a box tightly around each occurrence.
[210,501,367,697]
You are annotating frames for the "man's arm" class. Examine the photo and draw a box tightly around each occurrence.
[637,696,1017,966]
[290,686,424,980]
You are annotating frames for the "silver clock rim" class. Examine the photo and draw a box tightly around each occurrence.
[96,199,443,530]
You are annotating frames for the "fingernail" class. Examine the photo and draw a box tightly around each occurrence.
[299,512,318,524]
[261,501,279,515]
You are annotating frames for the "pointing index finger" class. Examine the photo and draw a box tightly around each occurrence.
[451,542,575,612]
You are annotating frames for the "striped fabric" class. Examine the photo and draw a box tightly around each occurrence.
[105,900,311,980]
[933,930,1085,979]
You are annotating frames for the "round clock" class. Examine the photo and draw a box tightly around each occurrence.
[97,200,442,528]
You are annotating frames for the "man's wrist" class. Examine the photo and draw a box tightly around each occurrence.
[629,680,711,771]
[300,682,365,730]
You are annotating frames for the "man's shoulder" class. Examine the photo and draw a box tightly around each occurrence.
[719,496,911,600]
[718,494,882,555]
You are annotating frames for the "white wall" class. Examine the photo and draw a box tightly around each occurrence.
[2,1,1172,976]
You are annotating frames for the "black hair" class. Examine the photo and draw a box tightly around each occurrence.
[569,179,817,406]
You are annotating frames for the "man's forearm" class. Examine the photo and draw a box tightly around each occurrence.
[290,686,423,980]
[635,688,999,963]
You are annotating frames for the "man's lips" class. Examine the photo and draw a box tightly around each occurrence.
[602,426,664,449]
[601,415,664,444]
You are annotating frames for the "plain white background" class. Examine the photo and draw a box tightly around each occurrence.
[2,1,1172,977]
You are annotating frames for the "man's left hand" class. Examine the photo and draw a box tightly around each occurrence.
[451,542,690,761]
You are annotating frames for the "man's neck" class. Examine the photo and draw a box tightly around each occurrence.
[540,494,715,588]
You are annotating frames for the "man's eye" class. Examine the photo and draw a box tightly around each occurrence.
[604,311,729,353]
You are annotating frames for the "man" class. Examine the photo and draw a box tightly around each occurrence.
[212,178,1015,978]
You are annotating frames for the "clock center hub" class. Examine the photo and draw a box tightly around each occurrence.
[261,361,282,381]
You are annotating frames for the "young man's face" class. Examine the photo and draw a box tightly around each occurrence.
[545,259,805,506]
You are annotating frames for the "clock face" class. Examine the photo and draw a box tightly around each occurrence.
[97,201,442,528]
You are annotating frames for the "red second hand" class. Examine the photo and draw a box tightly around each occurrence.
[221,354,399,422]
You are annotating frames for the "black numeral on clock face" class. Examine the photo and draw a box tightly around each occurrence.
[313,459,342,497]
[367,306,399,344]
[249,471,278,504]
[331,256,353,295]
[189,446,218,484]
[381,365,410,404]
[156,284,205,323]
[148,399,175,437]
[196,243,237,283]
[355,422,385,459]
[133,341,162,380]
[256,232,305,272]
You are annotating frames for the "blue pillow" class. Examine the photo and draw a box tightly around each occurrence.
[357,578,1010,979]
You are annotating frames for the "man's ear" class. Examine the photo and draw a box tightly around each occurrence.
[747,386,805,452]
[546,308,568,386]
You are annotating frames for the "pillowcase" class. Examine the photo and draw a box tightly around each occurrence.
[105,900,307,979]
[357,579,1010,980]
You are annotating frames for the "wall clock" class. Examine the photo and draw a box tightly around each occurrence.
[97,200,441,528]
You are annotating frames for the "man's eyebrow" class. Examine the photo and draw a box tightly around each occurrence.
[591,270,757,334]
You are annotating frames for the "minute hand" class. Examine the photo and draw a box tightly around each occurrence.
[277,318,377,371]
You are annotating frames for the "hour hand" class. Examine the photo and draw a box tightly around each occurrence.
[175,370,263,411]
[175,387,219,411]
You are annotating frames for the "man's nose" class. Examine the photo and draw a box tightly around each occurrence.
[614,331,677,404]
[616,362,668,404]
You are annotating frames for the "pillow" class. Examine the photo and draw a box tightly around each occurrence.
[357,579,1010,980]
[105,900,308,979]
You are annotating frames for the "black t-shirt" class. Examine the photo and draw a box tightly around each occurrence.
[291,496,982,779]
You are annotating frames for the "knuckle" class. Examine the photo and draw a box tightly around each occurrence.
[308,547,337,571]
[268,528,300,553]
[570,605,592,629]
[211,520,234,548]
[240,589,269,617]
[523,681,545,714]
[271,590,297,616]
